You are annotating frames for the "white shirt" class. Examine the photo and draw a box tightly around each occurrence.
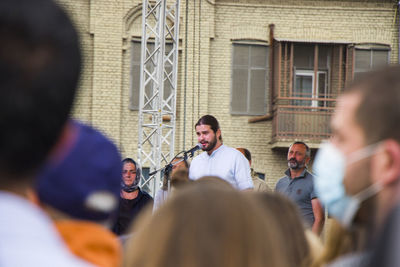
[189,144,253,190]
[153,188,169,212]
[0,191,92,267]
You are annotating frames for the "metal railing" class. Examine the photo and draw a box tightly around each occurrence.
[271,97,336,143]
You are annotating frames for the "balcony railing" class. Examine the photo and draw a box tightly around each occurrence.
[271,97,335,146]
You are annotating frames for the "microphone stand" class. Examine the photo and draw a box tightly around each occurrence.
[146,150,195,192]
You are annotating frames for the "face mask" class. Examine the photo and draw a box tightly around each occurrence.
[313,141,383,228]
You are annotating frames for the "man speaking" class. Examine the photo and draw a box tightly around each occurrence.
[188,115,253,190]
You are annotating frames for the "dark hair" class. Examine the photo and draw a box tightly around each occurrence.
[237,148,252,162]
[195,115,222,141]
[344,65,400,144]
[162,156,189,190]
[289,141,311,158]
[122,158,136,165]
[0,0,81,184]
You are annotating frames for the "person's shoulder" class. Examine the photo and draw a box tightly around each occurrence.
[276,175,289,187]
[304,170,316,183]
[222,145,240,154]
[253,177,271,192]
[277,174,289,182]
[305,170,315,178]
[222,145,246,159]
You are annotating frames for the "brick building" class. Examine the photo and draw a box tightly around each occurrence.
[58,0,399,188]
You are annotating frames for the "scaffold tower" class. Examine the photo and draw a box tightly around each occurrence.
[137,0,180,196]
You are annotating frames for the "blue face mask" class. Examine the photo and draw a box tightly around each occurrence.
[313,141,383,228]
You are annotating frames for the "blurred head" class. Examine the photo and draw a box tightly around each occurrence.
[0,0,81,188]
[123,184,292,267]
[35,121,121,222]
[330,65,400,228]
[195,115,222,153]
[287,142,310,170]
[122,158,141,192]
[162,157,189,190]
[252,192,311,267]
[236,147,252,166]
[162,157,189,191]
[171,157,188,175]
[312,218,365,267]
[194,176,235,191]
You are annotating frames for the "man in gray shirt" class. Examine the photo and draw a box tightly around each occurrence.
[275,141,324,235]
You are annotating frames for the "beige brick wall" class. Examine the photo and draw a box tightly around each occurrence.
[58,0,399,188]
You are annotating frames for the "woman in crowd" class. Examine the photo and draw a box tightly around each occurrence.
[123,178,293,267]
[252,192,322,267]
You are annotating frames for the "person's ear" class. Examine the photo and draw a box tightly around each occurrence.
[216,129,221,140]
[372,140,400,186]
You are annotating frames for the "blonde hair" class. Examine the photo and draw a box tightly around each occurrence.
[251,192,312,267]
[311,218,367,267]
[124,184,292,267]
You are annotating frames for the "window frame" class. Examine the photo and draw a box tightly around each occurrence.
[353,44,390,77]
[230,42,269,116]
[294,69,328,107]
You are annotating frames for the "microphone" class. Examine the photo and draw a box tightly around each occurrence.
[184,143,203,156]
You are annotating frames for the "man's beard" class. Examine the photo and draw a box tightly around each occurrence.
[287,158,305,170]
[202,135,217,152]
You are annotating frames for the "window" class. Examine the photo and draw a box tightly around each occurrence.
[293,44,331,107]
[130,41,173,110]
[256,172,265,180]
[231,43,268,115]
[354,45,390,79]
[294,70,327,107]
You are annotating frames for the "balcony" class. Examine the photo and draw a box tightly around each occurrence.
[271,97,335,149]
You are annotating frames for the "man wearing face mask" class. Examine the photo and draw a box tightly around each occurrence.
[275,142,325,235]
[314,65,400,267]
[112,158,153,235]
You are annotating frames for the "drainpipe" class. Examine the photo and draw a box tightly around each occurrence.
[398,1,400,63]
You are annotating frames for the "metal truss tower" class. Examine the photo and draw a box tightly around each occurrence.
[137,0,180,196]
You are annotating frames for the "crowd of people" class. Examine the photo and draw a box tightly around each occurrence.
[1,0,400,266]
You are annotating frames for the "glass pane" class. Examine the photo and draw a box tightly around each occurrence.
[318,72,327,107]
[355,50,371,70]
[131,65,141,109]
[372,50,389,68]
[318,72,326,97]
[294,75,312,106]
[231,68,248,113]
[250,46,268,68]
[132,42,141,62]
[233,45,249,66]
[249,69,266,114]
[318,45,332,69]
[294,44,314,69]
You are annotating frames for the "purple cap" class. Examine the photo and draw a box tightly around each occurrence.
[36,120,122,221]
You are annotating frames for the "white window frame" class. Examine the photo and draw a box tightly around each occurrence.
[294,70,328,107]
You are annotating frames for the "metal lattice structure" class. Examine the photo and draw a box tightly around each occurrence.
[137,0,180,196]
